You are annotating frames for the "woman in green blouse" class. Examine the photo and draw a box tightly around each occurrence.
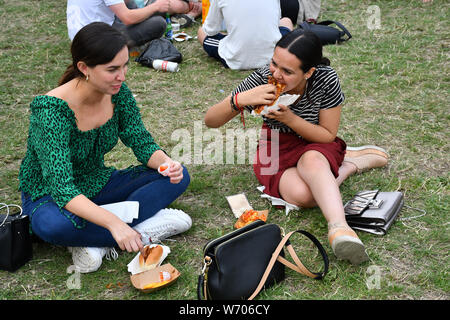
[19,22,191,273]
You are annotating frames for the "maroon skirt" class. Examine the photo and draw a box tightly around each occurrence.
[253,124,347,199]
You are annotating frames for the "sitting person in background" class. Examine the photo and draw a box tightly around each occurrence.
[299,0,321,24]
[280,0,300,26]
[280,0,321,26]
[197,0,294,70]
[19,22,192,273]
[171,0,202,28]
[66,0,191,47]
[204,30,388,265]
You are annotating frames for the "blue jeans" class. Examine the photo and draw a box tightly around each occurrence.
[21,165,190,247]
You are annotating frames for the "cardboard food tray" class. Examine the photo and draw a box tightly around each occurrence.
[130,263,180,293]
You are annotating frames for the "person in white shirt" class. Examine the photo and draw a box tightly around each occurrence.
[67,0,191,46]
[197,0,294,70]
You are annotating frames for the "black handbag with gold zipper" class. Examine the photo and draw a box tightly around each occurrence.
[197,220,329,300]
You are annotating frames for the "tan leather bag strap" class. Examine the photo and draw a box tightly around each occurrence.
[248,230,328,300]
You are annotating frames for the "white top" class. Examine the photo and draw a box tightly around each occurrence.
[202,0,282,70]
[67,0,124,40]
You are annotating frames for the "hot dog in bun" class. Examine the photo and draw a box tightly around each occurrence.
[139,245,163,271]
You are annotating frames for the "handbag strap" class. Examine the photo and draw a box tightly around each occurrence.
[248,230,328,300]
[0,203,23,227]
[317,20,352,40]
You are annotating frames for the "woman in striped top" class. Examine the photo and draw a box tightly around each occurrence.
[205,30,388,265]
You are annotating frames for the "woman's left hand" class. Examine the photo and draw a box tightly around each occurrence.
[167,160,183,184]
[264,104,295,125]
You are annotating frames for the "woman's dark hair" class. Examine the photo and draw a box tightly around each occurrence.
[58,22,128,86]
[276,30,330,102]
[276,30,330,71]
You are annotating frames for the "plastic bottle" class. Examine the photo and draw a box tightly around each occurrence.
[202,0,210,24]
[152,59,179,72]
[165,13,173,40]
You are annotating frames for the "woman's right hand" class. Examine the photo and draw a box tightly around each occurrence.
[204,84,278,128]
[108,219,143,253]
[64,195,144,252]
[237,84,277,107]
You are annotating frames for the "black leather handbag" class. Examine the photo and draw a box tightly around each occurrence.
[197,221,329,300]
[297,20,352,45]
[0,204,32,272]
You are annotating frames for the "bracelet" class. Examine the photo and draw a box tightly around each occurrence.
[230,93,239,111]
[230,92,246,128]
[234,92,240,110]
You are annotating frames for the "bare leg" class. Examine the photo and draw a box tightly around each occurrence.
[197,26,207,45]
[278,151,368,264]
[186,0,202,19]
[336,160,357,185]
[296,151,347,225]
[168,0,190,14]
[279,17,294,31]
[279,151,357,224]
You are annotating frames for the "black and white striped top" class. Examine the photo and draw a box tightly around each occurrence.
[232,65,345,134]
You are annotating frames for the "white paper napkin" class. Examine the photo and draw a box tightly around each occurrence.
[252,94,300,116]
[127,244,171,275]
[100,201,139,223]
[256,186,299,215]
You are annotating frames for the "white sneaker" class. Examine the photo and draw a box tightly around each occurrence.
[153,208,192,226]
[68,247,118,273]
[133,209,192,244]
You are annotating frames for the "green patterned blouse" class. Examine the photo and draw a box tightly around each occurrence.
[18,83,161,209]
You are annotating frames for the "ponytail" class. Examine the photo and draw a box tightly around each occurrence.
[58,64,83,86]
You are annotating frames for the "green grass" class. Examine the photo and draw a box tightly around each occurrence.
[0,0,449,300]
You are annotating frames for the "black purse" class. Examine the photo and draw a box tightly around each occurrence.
[344,190,404,235]
[297,20,352,45]
[0,204,32,272]
[197,221,329,300]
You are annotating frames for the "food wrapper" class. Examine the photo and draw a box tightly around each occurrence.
[226,193,253,218]
[127,244,171,275]
[257,186,299,215]
[252,94,301,116]
[234,209,269,229]
[172,32,192,42]
[130,263,180,293]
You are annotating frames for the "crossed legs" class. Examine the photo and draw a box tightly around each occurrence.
[279,150,355,225]
[278,150,369,264]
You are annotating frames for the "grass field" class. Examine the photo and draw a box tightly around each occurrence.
[0,0,448,300]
